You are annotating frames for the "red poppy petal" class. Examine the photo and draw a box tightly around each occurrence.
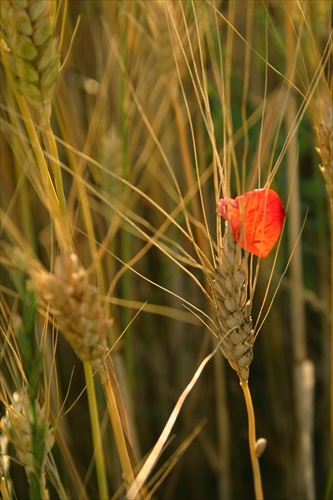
[218,188,285,257]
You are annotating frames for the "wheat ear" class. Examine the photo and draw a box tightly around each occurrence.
[0,391,54,500]
[0,0,60,121]
[212,223,254,382]
[31,253,110,382]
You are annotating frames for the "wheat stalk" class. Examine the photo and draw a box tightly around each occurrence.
[0,0,60,121]
[30,253,137,492]
[315,97,333,204]
[314,94,333,470]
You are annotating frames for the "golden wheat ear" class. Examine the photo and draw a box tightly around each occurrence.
[1,0,60,121]
[212,224,254,382]
[31,253,110,382]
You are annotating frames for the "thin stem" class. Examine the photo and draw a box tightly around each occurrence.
[328,138,333,455]
[84,363,109,500]
[240,380,264,500]
[172,98,208,260]
[53,84,106,297]
[103,357,136,491]
[0,477,10,500]
[15,96,59,213]
[119,4,133,378]
[285,4,315,498]
[14,94,71,252]
[42,123,72,251]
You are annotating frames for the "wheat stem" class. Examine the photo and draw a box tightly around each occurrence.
[3,70,37,249]
[53,90,108,298]
[313,94,333,451]
[285,4,315,497]
[240,380,264,500]
[42,122,72,249]
[15,93,59,211]
[14,93,73,252]
[0,476,10,500]
[84,363,109,500]
[330,247,333,474]
[104,358,136,491]
[119,6,134,379]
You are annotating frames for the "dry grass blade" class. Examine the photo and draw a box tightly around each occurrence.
[126,338,222,500]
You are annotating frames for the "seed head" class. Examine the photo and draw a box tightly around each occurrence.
[31,253,110,382]
[1,391,54,499]
[212,224,254,381]
[1,0,60,121]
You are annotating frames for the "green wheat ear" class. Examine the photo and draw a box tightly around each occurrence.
[0,0,60,121]
[1,391,55,500]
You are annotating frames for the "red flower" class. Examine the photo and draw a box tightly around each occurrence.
[218,188,286,258]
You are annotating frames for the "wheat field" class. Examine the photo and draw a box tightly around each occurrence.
[0,1,332,499]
